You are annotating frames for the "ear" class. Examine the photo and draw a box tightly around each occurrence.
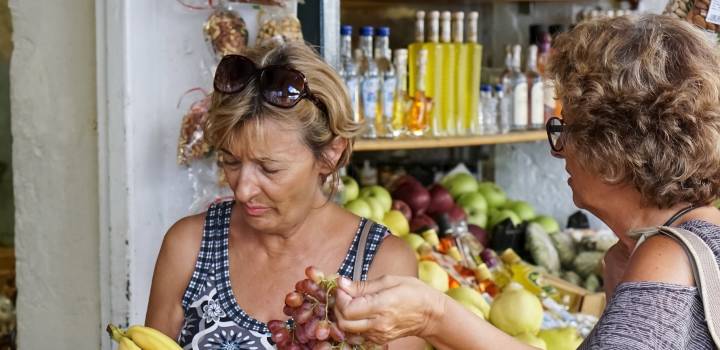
[319,137,348,174]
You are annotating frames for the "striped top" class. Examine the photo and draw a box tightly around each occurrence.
[580,220,719,350]
[176,200,388,349]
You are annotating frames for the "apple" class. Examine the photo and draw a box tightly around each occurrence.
[457,192,488,213]
[401,233,426,251]
[391,199,413,221]
[488,209,521,230]
[426,184,455,215]
[393,180,431,215]
[445,173,479,199]
[538,327,583,350]
[514,333,547,350]
[447,205,467,223]
[506,200,536,221]
[489,284,543,336]
[440,173,458,188]
[465,205,488,228]
[345,199,372,218]
[364,197,386,223]
[360,185,392,213]
[477,181,507,208]
[468,224,489,247]
[418,260,449,292]
[340,176,359,204]
[383,210,410,236]
[421,229,440,249]
[531,215,561,234]
[410,214,439,233]
[446,286,491,318]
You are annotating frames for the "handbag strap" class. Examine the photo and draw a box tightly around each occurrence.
[630,226,720,346]
[353,219,373,281]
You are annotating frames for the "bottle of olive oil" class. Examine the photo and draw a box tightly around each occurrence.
[440,11,456,136]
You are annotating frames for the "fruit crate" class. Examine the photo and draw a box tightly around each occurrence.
[544,274,606,317]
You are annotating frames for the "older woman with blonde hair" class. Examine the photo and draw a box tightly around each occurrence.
[334,14,720,349]
[144,42,425,349]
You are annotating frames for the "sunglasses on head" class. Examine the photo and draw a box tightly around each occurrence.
[213,54,328,115]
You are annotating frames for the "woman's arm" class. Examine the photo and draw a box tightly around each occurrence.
[145,214,204,340]
[334,275,536,350]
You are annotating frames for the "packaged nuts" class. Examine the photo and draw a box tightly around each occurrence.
[664,0,720,34]
[204,7,249,61]
[256,0,303,46]
[177,94,212,166]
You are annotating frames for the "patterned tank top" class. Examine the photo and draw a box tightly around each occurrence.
[177,200,388,350]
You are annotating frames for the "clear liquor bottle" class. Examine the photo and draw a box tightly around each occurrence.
[526,44,544,129]
[358,26,380,139]
[339,25,361,125]
[509,44,528,130]
[392,48,409,136]
[375,27,397,138]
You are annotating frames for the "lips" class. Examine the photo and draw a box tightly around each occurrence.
[244,203,271,216]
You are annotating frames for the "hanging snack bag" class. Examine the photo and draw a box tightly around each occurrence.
[204,4,249,61]
[665,0,720,35]
[177,92,212,166]
[256,0,303,47]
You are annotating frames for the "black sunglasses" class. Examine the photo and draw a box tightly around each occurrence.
[213,54,327,115]
[546,117,566,152]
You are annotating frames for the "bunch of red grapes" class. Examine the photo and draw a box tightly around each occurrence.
[268,267,381,350]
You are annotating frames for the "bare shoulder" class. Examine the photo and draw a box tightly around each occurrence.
[155,213,206,277]
[368,234,418,279]
[622,234,694,286]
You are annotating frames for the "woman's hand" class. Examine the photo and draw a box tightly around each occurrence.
[333,275,446,345]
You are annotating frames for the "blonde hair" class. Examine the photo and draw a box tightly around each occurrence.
[548,14,720,208]
[205,42,362,192]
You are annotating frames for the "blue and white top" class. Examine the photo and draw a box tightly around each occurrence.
[177,200,388,350]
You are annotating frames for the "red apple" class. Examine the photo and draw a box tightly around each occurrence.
[468,224,489,247]
[391,200,413,221]
[447,205,467,223]
[410,214,439,233]
[392,180,431,215]
[389,174,421,192]
[426,184,455,215]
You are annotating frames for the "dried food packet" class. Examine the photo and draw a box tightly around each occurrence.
[177,90,212,165]
[256,0,303,47]
[204,4,249,61]
[665,0,720,36]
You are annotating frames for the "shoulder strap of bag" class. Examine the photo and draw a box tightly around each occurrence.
[353,219,374,281]
[631,226,720,346]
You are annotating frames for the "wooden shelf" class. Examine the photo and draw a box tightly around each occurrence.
[354,130,547,151]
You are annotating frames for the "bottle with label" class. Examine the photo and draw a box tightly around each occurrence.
[375,27,397,138]
[339,25,361,125]
[495,84,511,134]
[537,31,560,122]
[358,26,380,139]
[480,84,497,134]
[509,44,528,130]
[452,11,469,135]
[440,11,456,136]
[423,11,444,137]
[392,49,409,136]
[500,249,557,297]
[408,11,425,98]
[407,48,430,136]
[466,11,483,136]
[526,44,544,129]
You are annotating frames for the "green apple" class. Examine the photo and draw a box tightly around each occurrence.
[418,260,449,292]
[402,233,426,251]
[506,200,536,221]
[383,210,410,236]
[446,286,491,318]
[514,333,547,350]
[477,181,507,208]
[488,209,521,230]
[538,328,583,350]
[457,192,488,213]
[360,185,392,213]
[340,176,359,204]
[531,215,561,234]
[365,197,386,223]
[466,207,488,229]
[490,285,543,336]
[345,199,372,218]
[421,229,440,249]
[445,173,479,199]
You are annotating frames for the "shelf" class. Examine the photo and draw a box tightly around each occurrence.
[354,130,547,151]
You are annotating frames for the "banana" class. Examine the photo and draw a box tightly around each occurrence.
[107,323,182,350]
[125,325,183,350]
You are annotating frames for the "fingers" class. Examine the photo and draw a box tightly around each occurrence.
[337,275,400,297]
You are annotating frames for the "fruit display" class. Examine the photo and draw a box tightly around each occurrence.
[339,169,609,348]
[107,324,182,350]
[268,267,380,350]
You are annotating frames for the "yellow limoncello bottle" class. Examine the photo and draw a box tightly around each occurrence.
[408,11,425,99]
[500,249,557,297]
[440,11,456,136]
[466,11,483,135]
[423,11,444,137]
[452,11,469,135]
[407,48,431,136]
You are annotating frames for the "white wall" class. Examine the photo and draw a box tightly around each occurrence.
[10,0,101,348]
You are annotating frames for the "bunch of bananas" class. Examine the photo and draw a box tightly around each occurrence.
[107,324,182,350]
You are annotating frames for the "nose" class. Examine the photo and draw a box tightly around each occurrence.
[234,167,261,203]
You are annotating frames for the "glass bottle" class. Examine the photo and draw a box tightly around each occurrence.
[408,11,425,98]
[358,26,379,139]
[375,27,396,138]
[453,11,469,135]
[339,25,361,125]
[466,11,483,136]
[423,11,444,137]
[407,48,430,136]
[440,11,456,136]
[495,84,511,134]
[526,44,544,129]
[480,84,497,134]
[392,49,409,136]
[509,44,528,131]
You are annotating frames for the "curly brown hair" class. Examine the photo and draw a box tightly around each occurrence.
[548,14,720,208]
[205,42,363,193]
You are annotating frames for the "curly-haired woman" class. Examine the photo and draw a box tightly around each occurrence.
[334,14,720,350]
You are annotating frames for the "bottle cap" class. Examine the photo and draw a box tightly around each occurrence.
[375,26,390,37]
[360,26,374,37]
[481,84,492,92]
[341,25,352,36]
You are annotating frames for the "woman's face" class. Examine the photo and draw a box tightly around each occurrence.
[221,118,329,233]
